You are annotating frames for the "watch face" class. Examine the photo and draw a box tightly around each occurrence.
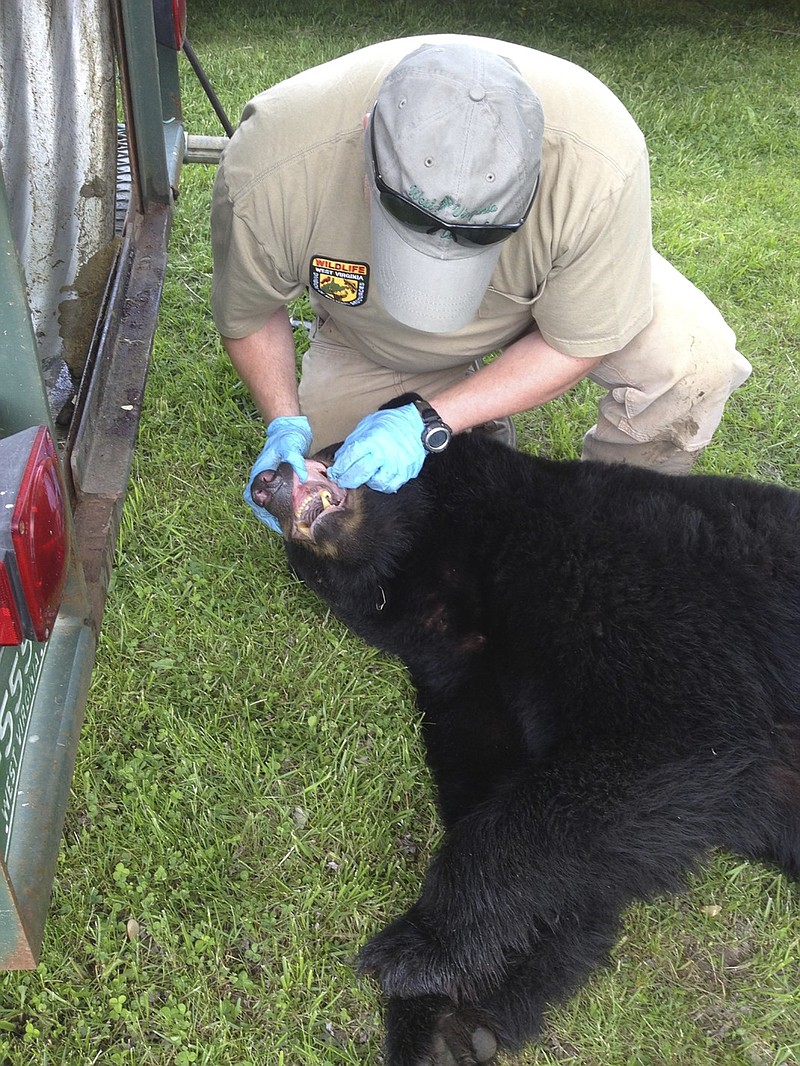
[425,425,451,452]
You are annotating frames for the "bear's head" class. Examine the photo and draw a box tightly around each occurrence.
[249,447,356,553]
[249,441,435,581]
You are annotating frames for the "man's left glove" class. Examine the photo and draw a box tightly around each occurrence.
[243,415,313,532]
[329,404,426,493]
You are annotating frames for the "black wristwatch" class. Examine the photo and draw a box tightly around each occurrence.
[407,394,453,454]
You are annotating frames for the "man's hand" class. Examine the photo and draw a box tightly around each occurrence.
[243,416,313,532]
[329,405,426,493]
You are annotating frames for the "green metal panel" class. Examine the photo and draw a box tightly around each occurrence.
[0,166,96,967]
[0,0,185,969]
[118,0,184,207]
[0,167,51,437]
[4,599,96,965]
[0,859,31,968]
[0,640,47,862]
[0,575,96,967]
[157,40,186,189]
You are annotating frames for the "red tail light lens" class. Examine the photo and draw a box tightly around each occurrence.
[13,431,68,640]
[0,427,69,645]
[0,566,23,645]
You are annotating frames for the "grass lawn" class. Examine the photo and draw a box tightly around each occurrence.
[1,0,798,1063]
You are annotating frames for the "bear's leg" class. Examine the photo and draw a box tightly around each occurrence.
[758,745,800,882]
[416,684,527,827]
[378,903,623,1065]
[359,750,723,1002]
[383,995,498,1066]
[411,657,537,827]
[719,777,800,883]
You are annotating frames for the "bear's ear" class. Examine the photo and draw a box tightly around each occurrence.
[310,443,341,466]
[379,392,421,412]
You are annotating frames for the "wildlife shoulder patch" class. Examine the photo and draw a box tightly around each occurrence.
[309,256,369,306]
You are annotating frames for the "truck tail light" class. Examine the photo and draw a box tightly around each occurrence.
[0,427,69,646]
[0,566,23,645]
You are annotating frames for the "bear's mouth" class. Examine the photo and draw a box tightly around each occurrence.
[292,461,349,538]
[251,459,349,541]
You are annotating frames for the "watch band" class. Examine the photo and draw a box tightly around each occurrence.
[406,393,453,454]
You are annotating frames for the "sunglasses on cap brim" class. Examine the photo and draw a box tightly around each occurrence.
[369,106,539,247]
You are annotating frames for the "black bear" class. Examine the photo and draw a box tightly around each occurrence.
[251,428,800,1066]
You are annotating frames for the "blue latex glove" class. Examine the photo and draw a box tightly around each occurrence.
[244,415,313,532]
[329,404,426,493]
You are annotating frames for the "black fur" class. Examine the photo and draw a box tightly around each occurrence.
[274,431,800,1065]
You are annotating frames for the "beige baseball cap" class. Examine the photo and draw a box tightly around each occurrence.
[367,42,544,334]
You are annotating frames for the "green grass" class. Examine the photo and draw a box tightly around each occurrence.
[1,1,799,1062]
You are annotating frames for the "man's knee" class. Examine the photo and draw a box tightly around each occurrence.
[582,260,752,472]
[581,429,699,474]
[646,250,751,396]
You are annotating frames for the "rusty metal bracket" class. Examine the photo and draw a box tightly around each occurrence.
[70,203,172,634]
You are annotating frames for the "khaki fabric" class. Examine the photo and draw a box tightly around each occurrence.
[211,34,653,363]
[582,252,752,471]
[298,317,476,451]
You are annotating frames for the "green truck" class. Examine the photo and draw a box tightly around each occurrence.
[0,0,225,968]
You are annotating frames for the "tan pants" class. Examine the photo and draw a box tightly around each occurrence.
[299,250,752,471]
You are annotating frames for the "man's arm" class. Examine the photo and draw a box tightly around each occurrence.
[428,330,606,434]
[224,307,314,530]
[329,330,608,492]
[221,306,300,422]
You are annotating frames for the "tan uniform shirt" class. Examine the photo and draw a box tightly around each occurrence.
[211,34,654,367]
